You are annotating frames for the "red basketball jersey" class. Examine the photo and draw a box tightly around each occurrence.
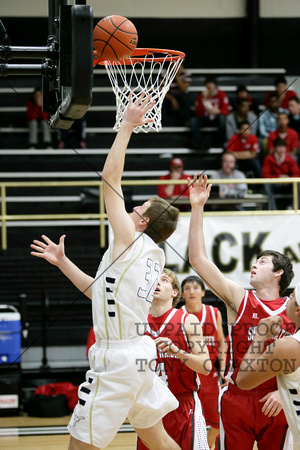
[226,290,295,392]
[182,304,219,364]
[147,308,200,395]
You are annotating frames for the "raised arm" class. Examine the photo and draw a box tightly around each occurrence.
[188,174,245,317]
[30,234,94,299]
[101,93,155,259]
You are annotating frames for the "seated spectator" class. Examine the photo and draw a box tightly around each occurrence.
[163,64,192,126]
[26,87,52,149]
[258,92,286,155]
[190,76,230,149]
[226,121,261,178]
[267,112,299,159]
[258,92,284,138]
[232,84,259,115]
[287,96,300,136]
[262,137,300,210]
[158,157,190,210]
[210,152,248,210]
[57,117,87,149]
[226,98,258,141]
[265,76,298,112]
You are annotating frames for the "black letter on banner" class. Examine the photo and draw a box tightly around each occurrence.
[242,232,269,271]
[212,233,238,273]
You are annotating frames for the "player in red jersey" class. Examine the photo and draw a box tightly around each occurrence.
[137,268,212,450]
[188,173,295,450]
[181,276,226,449]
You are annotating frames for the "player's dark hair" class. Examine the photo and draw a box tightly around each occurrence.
[274,76,287,86]
[257,250,294,296]
[273,137,287,148]
[268,91,279,100]
[236,84,248,94]
[143,197,179,244]
[181,276,205,292]
[205,76,217,85]
[288,96,300,104]
[162,268,181,307]
[238,120,250,129]
[236,98,250,108]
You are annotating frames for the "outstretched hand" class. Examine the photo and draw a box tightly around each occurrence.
[122,92,155,129]
[30,234,66,267]
[188,173,212,208]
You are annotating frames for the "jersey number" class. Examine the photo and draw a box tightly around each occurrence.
[137,258,160,302]
[156,362,168,386]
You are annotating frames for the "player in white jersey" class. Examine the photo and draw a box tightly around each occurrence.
[237,283,300,448]
[31,94,180,450]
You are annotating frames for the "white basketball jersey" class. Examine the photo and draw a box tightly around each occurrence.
[92,232,165,341]
[277,330,300,448]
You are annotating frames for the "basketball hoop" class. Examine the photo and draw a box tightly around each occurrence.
[98,48,185,133]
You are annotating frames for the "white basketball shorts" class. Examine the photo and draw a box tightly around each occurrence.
[68,335,179,448]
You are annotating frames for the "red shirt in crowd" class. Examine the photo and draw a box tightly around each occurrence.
[227,133,260,153]
[26,100,50,123]
[195,89,230,117]
[265,90,298,110]
[158,173,190,198]
[267,128,299,154]
[262,153,300,178]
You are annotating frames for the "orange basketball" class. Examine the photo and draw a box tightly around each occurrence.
[93,15,138,62]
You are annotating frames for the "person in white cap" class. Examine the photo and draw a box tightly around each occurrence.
[237,283,300,448]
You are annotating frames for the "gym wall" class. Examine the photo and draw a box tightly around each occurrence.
[1,0,300,72]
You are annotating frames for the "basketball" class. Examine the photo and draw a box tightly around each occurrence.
[93,15,138,62]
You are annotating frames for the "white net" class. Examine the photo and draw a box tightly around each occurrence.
[104,50,185,133]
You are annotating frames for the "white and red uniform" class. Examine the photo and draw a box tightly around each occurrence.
[195,89,230,118]
[182,304,221,428]
[137,307,209,450]
[219,290,295,450]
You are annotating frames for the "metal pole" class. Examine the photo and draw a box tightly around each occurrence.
[0,46,52,59]
[247,0,259,68]
[1,185,7,251]
[0,63,48,76]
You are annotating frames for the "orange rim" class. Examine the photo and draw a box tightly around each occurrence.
[96,48,185,65]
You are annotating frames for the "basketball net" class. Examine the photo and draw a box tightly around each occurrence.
[100,49,185,133]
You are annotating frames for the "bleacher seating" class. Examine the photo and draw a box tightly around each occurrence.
[0,67,294,377]
[0,67,286,149]
[0,66,288,245]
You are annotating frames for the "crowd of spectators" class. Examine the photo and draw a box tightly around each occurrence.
[161,75,300,210]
